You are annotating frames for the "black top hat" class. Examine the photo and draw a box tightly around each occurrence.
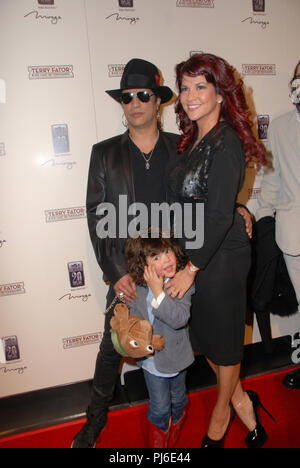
[106,58,173,104]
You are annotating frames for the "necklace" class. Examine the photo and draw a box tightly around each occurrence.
[129,133,159,170]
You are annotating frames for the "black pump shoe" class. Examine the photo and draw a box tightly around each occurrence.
[202,433,227,449]
[245,390,276,449]
[202,405,235,448]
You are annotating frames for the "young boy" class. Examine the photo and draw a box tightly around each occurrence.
[125,231,195,448]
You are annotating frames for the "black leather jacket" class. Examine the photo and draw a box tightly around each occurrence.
[86,130,178,285]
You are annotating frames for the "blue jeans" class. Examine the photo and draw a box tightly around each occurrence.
[143,369,188,432]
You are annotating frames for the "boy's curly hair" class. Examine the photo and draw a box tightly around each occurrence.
[125,230,186,287]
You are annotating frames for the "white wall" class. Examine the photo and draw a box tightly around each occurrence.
[0,0,299,398]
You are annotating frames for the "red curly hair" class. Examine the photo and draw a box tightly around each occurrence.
[175,53,266,166]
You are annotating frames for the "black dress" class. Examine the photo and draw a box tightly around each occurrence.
[167,121,251,366]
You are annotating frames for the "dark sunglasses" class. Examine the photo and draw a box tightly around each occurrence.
[120,91,155,104]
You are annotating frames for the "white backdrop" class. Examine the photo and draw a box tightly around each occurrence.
[0,0,299,398]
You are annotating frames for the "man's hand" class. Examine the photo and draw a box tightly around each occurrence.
[114,274,138,303]
[164,265,196,299]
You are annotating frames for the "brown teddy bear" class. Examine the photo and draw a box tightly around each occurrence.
[110,303,165,358]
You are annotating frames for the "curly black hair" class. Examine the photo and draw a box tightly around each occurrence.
[125,229,186,287]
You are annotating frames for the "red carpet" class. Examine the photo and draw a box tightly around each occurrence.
[0,367,299,448]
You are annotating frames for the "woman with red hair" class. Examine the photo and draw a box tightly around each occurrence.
[166,53,272,448]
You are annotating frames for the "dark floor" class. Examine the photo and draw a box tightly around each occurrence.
[0,335,295,438]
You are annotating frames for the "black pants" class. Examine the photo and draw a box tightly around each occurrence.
[87,286,122,428]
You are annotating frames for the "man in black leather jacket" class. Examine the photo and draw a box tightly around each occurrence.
[71,58,177,448]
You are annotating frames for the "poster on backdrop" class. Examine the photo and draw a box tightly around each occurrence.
[0,0,299,398]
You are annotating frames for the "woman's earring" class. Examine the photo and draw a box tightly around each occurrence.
[122,113,128,128]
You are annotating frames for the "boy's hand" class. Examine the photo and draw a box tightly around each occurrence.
[144,265,164,299]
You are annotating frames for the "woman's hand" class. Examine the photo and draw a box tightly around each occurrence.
[144,265,164,299]
[237,206,253,239]
[164,265,196,299]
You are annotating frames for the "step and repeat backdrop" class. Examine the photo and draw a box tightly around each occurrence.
[0,0,299,398]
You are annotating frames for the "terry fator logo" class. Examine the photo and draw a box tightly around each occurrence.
[242,64,276,76]
[45,206,86,223]
[0,282,26,297]
[108,64,126,78]
[63,332,102,350]
[28,65,74,80]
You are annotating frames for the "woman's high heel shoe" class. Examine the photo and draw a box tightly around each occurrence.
[202,405,235,448]
[245,390,276,449]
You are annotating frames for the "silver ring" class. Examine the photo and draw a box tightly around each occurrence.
[171,290,176,296]
[118,292,125,298]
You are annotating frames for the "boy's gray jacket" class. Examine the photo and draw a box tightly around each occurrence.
[128,285,195,374]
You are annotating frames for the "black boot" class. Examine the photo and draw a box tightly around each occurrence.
[71,412,106,448]
[71,388,111,448]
